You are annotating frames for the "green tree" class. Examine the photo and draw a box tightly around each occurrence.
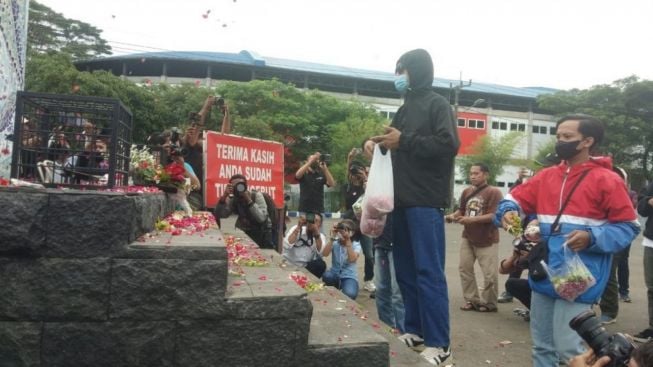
[28,1,111,59]
[458,132,524,184]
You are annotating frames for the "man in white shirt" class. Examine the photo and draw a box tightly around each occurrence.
[283,212,326,278]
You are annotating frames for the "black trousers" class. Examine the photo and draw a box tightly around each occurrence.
[505,277,531,309]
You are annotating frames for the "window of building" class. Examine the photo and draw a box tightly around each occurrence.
[500,122,507,130]
[477,120,485,129]
[492,121,499,129]
[508,182,514,187]
[455,180,463,184]
[549,126,556,135]
[458,118,466,127]
[496,181,506,187]
[518,124,525,132]
[533,125,540,133]
[510,123,517,131]
[539,126,547,134]
[468,119,476,128]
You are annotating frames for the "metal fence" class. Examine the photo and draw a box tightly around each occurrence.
[10,92,132,188]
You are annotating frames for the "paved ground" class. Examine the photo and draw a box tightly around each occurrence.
[223,216,648,366]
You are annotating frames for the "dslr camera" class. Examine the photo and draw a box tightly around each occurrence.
[169,144,188,158]
[512,236,535,252]
[570,310,634,367]
[213,96,225,109]
[319,153,331,165]
[233,181,247,197]
[305,212,317,224]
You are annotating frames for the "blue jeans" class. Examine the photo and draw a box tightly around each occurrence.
[530,291,589,366]
[323,271,359,300]
[360,234,374,282]
[374,247,405,333]
[392,207,449,348]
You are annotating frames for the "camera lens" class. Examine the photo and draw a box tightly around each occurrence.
[569,311,613,356]
[234,182,247,195]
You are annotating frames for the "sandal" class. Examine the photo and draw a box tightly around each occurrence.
[460,302,477,311]
[477,305,498,312]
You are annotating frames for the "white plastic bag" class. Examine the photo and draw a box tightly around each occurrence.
[362,144,394,217]
[360,144,393,238]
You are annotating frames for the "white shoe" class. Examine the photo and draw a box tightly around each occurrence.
[398,333,424,348]
[364,280,376,292]
[420,346,452,366]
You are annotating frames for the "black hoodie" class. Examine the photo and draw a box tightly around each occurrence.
[390,49,460,208]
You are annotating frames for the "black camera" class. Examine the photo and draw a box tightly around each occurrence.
[233,181,247,196]
[320,154,331,164]
[350,164,363,175]
[570,310,634,367]
[213,97,225,109]
[512,236,535,252]
[188,112,201,124]
[306,212,316,224]
[169,144,188,157]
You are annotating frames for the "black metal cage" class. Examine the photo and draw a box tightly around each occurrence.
[10,91,133,188]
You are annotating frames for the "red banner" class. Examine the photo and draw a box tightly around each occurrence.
[204,132,284,209]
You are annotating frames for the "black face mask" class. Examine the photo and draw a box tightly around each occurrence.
[555,140,582,160]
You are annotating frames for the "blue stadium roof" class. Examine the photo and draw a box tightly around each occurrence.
[81,50,556,100]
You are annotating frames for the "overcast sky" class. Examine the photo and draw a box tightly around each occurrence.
[38,0,653,90]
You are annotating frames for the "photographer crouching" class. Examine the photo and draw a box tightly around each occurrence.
[568,310,652,367]
[214,174,274,249]
[282,212,327,278]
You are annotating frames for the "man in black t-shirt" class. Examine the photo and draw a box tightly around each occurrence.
[295,152,335,214]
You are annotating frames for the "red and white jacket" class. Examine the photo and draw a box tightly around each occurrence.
[496,156,640,303]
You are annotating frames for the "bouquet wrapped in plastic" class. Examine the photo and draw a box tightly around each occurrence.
[544,244,596,301]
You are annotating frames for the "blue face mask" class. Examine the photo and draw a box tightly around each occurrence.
[394,74,409,94]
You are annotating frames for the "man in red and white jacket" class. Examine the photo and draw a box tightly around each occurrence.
[495,114,640,367]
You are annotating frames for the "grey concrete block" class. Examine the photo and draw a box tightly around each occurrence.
[0,322,41,367]
[119,229,227,261]
[109,259,227,319]
[46,192,133,257]
[303,344,389,367]
[41,322,175,367]
[176,319,303,366]
[0,258,110,321]
[0,189,48,257]
[128,194,170,242]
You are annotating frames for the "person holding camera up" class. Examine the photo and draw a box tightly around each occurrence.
[445,163,503,313]
[214,174,273,249]
[295,152,335,215]
[283,212,327,278]
[321,219,362,300]
[495,114,639,366]
[569,340,653,367]
[184,95,232,209]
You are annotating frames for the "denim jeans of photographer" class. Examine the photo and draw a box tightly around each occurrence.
[530,291,589,367]
[322,272,359,300]
[374,248,405,332]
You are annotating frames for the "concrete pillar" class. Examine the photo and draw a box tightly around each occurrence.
[161,63,167,83]
[206,65,212,87]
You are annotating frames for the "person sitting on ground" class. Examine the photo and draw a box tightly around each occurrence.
[214,174,273,249]
[321,219,362,300]
[283,213,327,278]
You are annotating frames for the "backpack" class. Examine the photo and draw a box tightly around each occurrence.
[255,191,279,247]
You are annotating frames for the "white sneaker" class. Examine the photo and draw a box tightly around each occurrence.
[420,346,452,366]
[398,333,424,348]
[364,280,376,292]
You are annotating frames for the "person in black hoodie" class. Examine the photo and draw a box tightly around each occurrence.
[365,49,459,366]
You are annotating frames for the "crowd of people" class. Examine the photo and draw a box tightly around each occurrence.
[204,48,653,366]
